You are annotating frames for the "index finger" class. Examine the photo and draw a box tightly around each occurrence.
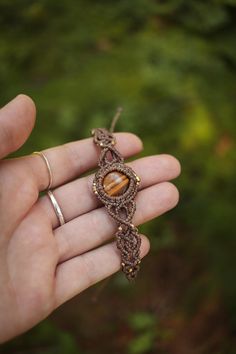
[21,133,143,191]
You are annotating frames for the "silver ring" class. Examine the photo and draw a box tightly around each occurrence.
[47,190,65,226]
[33,151,53,190]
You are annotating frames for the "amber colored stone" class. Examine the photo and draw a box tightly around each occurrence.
[103,171,129,196]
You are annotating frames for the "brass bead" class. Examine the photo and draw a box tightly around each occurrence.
[129,268,133,273]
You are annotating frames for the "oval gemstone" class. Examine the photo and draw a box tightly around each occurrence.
[103,171,130,196]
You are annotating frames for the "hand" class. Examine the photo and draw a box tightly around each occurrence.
[0,95,180,342]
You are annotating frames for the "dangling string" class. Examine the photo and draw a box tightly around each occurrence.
[109,106,123,133]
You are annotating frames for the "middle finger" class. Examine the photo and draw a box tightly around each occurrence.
[36,154,181,228]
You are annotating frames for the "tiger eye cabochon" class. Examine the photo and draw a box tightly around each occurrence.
[103,171,130,197]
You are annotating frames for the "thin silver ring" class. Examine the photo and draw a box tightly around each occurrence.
[33,151,53,190]
[47,190,65,226]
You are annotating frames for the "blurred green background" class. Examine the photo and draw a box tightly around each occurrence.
[1,0,236,353]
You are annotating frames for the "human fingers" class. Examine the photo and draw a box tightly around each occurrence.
[55,182,179,262]
[0,133,142,235]
[54,235,150,306]
[0,95,36,159]
[21,133,143,191]
[38,154,181,228]
[0,95,37,234]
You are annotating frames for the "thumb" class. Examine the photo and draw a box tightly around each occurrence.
[0,94,36,159]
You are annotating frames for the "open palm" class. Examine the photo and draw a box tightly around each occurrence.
[0,95,180,342]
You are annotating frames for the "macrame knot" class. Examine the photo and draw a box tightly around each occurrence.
[92,124,142,281]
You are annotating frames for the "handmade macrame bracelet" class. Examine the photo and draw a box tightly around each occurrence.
[91,109,141,281]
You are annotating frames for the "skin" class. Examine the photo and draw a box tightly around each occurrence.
[0,95,181,343]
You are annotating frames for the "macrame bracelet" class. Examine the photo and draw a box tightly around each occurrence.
[91,109,141,281]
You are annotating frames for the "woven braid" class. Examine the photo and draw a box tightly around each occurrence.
[92,128,141,281]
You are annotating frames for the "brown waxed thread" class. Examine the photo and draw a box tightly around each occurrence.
[91,109,141,281]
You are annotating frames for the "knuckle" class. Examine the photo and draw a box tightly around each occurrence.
[58,232,71,262]
[0,161,37,203]
[16,175,38,203]
[0,123,15,152]
[63,142,83,173]
[81,254,97,287]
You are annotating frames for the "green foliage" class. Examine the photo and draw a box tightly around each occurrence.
[128,331,156,354]
[128,312,156,354]
[0,321,80,354]
[128,312,156,331]
[0,0,236,352]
